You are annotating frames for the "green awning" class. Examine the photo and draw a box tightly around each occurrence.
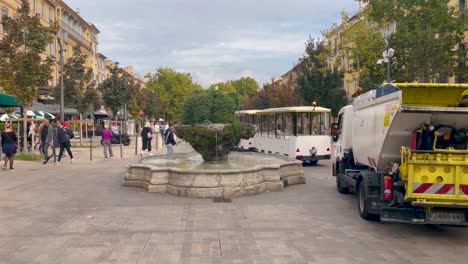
[0,93,22,107]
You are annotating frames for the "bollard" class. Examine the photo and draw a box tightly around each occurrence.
[120,122,123,158]
[89,128,93,161]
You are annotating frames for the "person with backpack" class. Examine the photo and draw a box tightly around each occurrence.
[140,122,153,156]
[39,119,57,165]
[165,123,176,154]
[1,123,18,170]
[56,121,74,164]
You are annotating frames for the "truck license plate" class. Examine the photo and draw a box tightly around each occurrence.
[430,212,465,224]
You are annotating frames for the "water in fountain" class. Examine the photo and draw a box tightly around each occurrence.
[140,152,290,170]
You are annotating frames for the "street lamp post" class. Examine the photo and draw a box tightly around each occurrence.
[378,21,396,83]
[56,30,68,121]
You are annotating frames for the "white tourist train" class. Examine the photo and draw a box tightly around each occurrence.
[236,106,332,165]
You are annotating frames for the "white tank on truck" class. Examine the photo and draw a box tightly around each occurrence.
[332,83,468,225]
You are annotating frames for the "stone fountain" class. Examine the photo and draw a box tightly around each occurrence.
[123,90,305,198]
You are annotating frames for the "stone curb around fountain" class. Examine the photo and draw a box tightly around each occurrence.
[123,153,305,198]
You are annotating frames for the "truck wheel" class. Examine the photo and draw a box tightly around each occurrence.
[357,183,379,221]
[336,162,349,194]
[336,173,349,194]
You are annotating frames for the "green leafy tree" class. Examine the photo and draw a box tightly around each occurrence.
[341,12,386,90]
[364,0,468,82]
[208,82,236,92]
[145,68,202,121]
[182,90,239,125]
[229,77,259,97]
[298,39,348,116]
[0,1,56,105]
[55,46,97,116]
[142,88,169,119]
[98,64,132,118]
[0,0,56,152]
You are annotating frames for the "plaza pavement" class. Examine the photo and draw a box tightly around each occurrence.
[1,141,468,264]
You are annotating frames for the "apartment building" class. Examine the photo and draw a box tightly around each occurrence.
[0,0,100,98]
[323,0,467,98]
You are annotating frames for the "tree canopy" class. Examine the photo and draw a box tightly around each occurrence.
[0,0,56,106]
[341,12,386,90]
[182,90,239,125]
[55,46,97,114]
[364,0,468,82]
[98,64,133,117]
[298,39,348,116]
[145,68,202,121]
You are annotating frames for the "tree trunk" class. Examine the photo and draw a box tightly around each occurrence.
[22,108,27,153]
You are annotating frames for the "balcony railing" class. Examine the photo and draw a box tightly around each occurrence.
[60,20,91,48]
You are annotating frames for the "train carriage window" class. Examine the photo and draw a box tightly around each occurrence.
[297,113,303,135]
[249,115,256,126]
[284,113,294,136]
[302,113,311,135]
[268,114,275,138]
[261,114,268,136]
[320,113,330,135]
[275,113,284,139]
[311,113,320,135]
[257,114,262,134]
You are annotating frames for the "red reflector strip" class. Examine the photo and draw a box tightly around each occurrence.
[435,184,454,194]
[460,185,468,195]
[413,183,455,194]
[296,148,300,152]
[413,183,433,193]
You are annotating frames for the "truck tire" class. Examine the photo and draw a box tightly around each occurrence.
[336,173,349,194]
[336,162,349,194]
[357,183,379,221]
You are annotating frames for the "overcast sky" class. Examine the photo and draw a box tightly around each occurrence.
[67,0,359,87]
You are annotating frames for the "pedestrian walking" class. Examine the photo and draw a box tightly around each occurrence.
[101,125,113,159]
[38,119,57,165]
[159,119,166,146]
[1,123,17,170]
[141,122,153,156]
[165,123,176,155]
[27,121,36,152]
[56,121,74,164]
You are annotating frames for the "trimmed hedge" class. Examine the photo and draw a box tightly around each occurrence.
[175,123,255,161]
[182,90,240,125]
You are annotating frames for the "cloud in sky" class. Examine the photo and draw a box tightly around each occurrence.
[67,0,358,87]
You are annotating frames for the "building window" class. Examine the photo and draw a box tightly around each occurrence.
[457,43,467,83]
[41,3,45,19]
[460,0,466,11]
[49,8,54,22]
[33,0,37,14]
[49,43,54,56]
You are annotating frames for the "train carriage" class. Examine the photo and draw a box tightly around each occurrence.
[236,106,332,165]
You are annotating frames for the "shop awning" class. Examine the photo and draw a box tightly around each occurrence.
[0,93,22,107]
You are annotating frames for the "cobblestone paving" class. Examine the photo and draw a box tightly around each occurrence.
[1,143,468,263]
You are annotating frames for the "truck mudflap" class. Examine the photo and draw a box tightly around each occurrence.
[381,207,468,225]
[400,148,468,206]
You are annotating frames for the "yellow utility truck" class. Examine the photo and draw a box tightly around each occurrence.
[332,83,468,225]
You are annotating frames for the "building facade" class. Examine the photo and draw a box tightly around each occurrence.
[323,0,468,98]
[0,0,100,99]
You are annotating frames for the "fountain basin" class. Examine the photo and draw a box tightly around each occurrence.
[123,152,305,198]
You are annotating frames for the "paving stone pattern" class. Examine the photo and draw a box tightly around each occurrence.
[1,142,468,263]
